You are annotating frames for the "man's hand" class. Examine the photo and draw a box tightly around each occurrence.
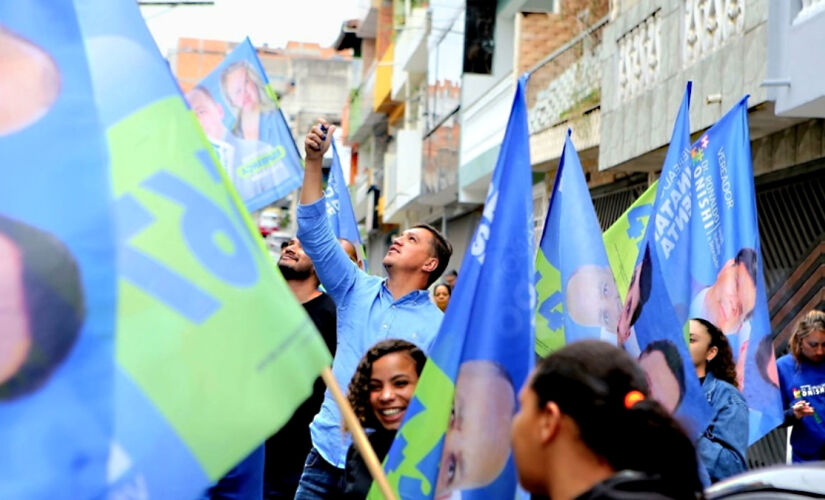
[304,119,335,161]
[301,118,336,205]
[793,400,815,419]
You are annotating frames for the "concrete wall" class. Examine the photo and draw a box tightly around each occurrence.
[599,0,769,171]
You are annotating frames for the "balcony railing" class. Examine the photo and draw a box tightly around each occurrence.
[526,16,607,134]
[683,0,744,65]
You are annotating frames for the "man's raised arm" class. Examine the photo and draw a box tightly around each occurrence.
[297,119,358,303]
[301,119,334,204]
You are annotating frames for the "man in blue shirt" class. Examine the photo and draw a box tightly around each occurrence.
[294,119,453,499]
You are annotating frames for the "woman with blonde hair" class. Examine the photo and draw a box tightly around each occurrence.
[777,309,825,462]
[219,60,278,141]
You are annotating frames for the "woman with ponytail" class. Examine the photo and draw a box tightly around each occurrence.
[511,340,703,500]
[688,318,748,482]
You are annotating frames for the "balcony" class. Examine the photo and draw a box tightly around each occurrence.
[392,7,429,101]
[597,0,796,171]
[766,0,825,117]
[382,130,423,223]
[526,16,606,169]
[458,73,515,204]
[349,62,385,143]
[374,42,395,113]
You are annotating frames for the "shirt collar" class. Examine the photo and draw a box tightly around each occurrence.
[380,281,432,305]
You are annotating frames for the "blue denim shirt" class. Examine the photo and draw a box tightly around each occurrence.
[696,372,749,482]
[297,198,442,468]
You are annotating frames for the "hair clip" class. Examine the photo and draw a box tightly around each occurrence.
[624,390,645,409]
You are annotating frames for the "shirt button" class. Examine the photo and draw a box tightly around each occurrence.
[392,305,396,309]
[412,333,417,339]
[383,324,388,329]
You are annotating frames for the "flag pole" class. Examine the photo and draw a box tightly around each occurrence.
[320,367,399,500]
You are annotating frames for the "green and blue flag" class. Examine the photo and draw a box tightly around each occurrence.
[0,2,330,498]
[535,132,623,357]
[370,75,535,500]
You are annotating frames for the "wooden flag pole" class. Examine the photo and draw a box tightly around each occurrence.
[320,367,399,500]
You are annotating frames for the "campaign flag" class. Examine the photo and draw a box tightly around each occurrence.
[186,37,303,212]
[617,83,713,440]
[326,139,362,253]
[603,181,656,300]
[683,98,782,442]
[0,2,331,499]
[645,82,694,322]
[535,132,623,357]
[0,4,116,498]
[370,76,535,500]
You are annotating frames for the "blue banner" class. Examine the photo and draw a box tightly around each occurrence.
[535,132,623,356]
[187,38,303,212]
[0,2,330,498]
[373,75,535,500]
[0,3,116,498]
[326,139,362,251]
[684,98,782,442]
[645,82,694,322]
[640,82,782,442]
[618,84,713,440]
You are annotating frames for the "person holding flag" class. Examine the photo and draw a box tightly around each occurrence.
[777,310,825,462]
[295,119,452,499]
[373,74,535,500]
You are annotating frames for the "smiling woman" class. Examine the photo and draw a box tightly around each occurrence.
[343,339,427,499]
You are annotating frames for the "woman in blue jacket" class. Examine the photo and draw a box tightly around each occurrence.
[777,310,825,462]
[689,318,749,482]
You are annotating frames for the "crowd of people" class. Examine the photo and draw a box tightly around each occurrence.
[198,120,824,500]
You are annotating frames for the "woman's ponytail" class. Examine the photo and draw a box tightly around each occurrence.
[532,341,703,499]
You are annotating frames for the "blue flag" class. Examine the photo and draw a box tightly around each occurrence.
[0,4,115,498]
[0,1,330,498]
[646,82,694,321]
[187,38,303,212]
[535,132,624,356]
[684,98,783,443]
[618,84,713,440]
[371,75,535,500]
[326,139,362,251]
